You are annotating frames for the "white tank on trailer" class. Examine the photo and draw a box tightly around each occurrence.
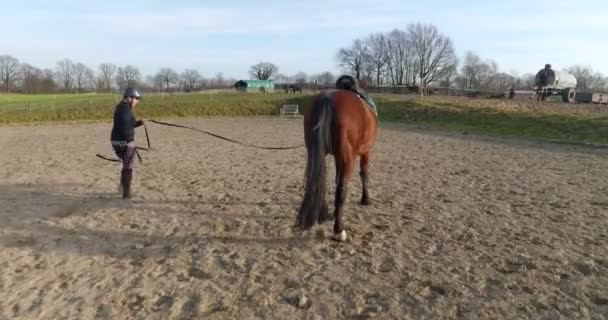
[548,70,577,90]
[535,64,578,103]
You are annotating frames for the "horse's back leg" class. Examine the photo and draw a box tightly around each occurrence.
[360,152,370,205]
[333,151,355,241]
[318,194,329,225]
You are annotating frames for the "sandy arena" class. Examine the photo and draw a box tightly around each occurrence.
[0,117,607,319]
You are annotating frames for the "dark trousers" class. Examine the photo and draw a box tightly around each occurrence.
[112,143,136,170]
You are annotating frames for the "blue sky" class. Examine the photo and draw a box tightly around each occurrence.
[2,0,607,79]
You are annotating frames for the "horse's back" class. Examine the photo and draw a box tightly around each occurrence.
[331,90,374,122]
[335,90,377,153]
[305,90,376,155]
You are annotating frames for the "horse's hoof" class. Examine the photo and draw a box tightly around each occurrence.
[333,230,348,242]
[360,199,370,206]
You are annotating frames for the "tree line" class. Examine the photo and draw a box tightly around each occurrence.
[0,54,340,94]
[2,22,606,94]
[247,62,337,87]
[0,56,243,94]
[335,22,608,92]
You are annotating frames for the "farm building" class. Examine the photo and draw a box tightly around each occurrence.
[234,79,275,92]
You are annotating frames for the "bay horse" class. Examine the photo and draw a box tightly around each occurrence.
[296,76,378,241]
[290,84,303,93]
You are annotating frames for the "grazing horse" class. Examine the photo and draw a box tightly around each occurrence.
[296,76,378,241]
[290,84,303,93]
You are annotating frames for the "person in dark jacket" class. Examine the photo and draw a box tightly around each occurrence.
[111,87,144,199]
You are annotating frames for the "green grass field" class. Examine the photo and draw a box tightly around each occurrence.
[0,93,116,107]
[1,92,607,146]
[378,99,608,146]
[0,92,308,123]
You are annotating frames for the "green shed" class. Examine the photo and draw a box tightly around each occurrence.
[234,79,275,92]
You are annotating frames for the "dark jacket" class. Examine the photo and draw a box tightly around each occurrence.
[111,100,143,142]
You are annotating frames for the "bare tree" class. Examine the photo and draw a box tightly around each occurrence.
[86,68,96,92]
[156,67,179,92]
[385,29,415,86]
[116,65,141,89]
[74,63,95,93]
[19,64,35,93]
[97,63,117,92]
[336,39,369,80]
[478,61,499,89]
[461,51,498,90]
[366,33,390,85]
[294,72,308,86]
[361,59,374,84]
[461,51,480,89]
[490,73,515,91]
[20,64,42,93]
[519,73,536,89]
[249,62,278,80]
[225,77,238,87]
[591,74,608,90]
[567,65,591,90]
[453,76,468,90]
[0,55,20,92]
[55,59,75,92]
[439,63,458,90]
[146,74,164,92]
[20,65,56,94]
[274,73,289,84]
[42,69,57,93]
[181,69,202,92]
[408,23,457,99]
[567,65,607,90]
[316,71,335,86]
[199,78,210,88]
[215,72,224,86]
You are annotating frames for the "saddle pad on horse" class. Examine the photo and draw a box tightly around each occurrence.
[335,75,377,116]
[355,91,378,116]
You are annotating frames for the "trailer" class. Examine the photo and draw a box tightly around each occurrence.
[534,64,578,103]
[592,93,608,104]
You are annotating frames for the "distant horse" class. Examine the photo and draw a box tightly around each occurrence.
[290,84,302,93]
[406,85,419,93]
[296,76,378,241]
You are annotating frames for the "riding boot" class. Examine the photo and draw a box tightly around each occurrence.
[121,169,133,199]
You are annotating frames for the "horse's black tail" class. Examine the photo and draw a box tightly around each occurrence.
[296,95,334,230]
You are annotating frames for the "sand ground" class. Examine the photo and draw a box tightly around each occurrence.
[0,117,607,319]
